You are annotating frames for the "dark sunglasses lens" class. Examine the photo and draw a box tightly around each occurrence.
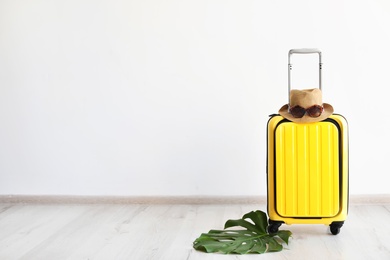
[307,105,323,117]
[290,106,306,118]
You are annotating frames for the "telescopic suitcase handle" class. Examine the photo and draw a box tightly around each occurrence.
[288,48,322,103]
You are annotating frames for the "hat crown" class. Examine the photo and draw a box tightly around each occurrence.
[290,88,323,108]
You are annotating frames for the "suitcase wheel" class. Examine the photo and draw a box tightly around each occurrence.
[267,220,283,234]
[330,221,344,235]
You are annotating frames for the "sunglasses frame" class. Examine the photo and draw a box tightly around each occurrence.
[289,105,324,118]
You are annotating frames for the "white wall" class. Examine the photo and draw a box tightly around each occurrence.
[0,0,389,196]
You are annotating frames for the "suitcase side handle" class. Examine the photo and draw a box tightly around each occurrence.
[288,48,322,103]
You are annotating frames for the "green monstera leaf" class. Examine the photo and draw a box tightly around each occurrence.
[193,210,292,254]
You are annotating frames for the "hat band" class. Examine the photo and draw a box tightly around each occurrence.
[289,105,324,118]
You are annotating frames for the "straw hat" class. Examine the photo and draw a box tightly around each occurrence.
[279,88,333,123]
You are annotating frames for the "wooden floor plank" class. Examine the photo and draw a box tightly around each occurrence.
[0,203,389,260]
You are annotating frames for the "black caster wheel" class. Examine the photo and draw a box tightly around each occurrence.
[267,221,282,234]
[330,225,340,235]
[330,221,344,235]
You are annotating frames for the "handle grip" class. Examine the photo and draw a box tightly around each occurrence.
[289,48,321,55]
[288,48,322,103]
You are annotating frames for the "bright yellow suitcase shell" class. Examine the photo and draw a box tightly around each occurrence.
[267,114,349,235]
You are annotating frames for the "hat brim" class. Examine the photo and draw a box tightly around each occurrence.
[279,103,334,123]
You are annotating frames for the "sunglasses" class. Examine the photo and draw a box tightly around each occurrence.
[289,105,324,118]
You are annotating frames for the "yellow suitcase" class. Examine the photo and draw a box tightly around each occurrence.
[267,50,349,235]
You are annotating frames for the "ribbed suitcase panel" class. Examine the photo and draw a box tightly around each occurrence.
[275,122,340,218]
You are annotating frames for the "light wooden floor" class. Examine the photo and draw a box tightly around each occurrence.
[0,202,389,260]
